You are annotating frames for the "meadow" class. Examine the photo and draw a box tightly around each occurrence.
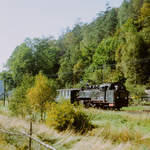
[0,103,150,150]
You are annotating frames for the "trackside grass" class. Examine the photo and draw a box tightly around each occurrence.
[84,108,150,147]
[121,105,150,111]
[0,105,150,149]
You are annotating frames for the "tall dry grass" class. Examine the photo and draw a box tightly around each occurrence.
[0,106,150,149]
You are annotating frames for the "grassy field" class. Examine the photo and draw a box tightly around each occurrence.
[0,105,150,150]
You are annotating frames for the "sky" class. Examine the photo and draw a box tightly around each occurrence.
[0,0,123,71]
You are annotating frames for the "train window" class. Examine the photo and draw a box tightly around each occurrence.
[60,91,63,96]
[101,86,108,91]
[56,91,59,98]
[109,85,115,90]
[67,90,70,97]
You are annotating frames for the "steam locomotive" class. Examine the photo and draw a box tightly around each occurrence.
[56,82,129,109]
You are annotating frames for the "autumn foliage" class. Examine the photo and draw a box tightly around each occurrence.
[27,72,56,120]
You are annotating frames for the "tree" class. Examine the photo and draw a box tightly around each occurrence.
[9,74,34,117]
[0,71,14,91]
[7,37,61,87]
[92,36,118,69]
[118,0,144,27]
[31,37,60,78]
[73,60,85,84]
[81,36,118,84]
[7,43,34,86]
[97,8,118,37]
[117,28,150,85]
[139,2,150,41]
[27,72,56,121]
[58,57,73,87]
[58,24,83,87]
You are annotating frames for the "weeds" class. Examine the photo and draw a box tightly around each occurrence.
[0,104,150,149]
[85,108,150,148]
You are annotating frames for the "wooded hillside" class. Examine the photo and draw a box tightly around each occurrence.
[1,0,150,97]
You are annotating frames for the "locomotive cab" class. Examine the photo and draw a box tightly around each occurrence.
[113,84,129,109]
[102,82,128,109]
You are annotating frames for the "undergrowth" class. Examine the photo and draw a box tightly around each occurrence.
[46,101,93,133]
[1,102,150,149]
[85,108,150,148]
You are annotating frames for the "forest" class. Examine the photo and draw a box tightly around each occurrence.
[1,0,150,107]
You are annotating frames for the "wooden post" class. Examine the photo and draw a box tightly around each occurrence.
[29,120,32,150]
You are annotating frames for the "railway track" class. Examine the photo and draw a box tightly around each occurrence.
[121,106,150,114]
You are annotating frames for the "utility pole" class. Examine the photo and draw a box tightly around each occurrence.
[3,74,6,106]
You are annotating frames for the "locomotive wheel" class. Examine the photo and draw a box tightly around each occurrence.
[116,107,121,111]
[84,102,90,108]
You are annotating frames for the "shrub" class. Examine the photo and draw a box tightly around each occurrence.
[46,101,93,133]
[46,101,75,131]
[73,109,93,133]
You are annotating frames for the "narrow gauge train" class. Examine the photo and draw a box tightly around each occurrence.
[56,82,129,109]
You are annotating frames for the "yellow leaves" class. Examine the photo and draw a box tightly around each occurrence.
[27,72,56,115]
[0,135,6,145]
[141,3,150,18]
[139,3,150,27]
[46,101,75,130]
[73,61,85,76]
[46,101,92,133]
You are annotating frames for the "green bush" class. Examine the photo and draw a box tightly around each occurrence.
[46,101,93,133]
[9,74,34,117]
